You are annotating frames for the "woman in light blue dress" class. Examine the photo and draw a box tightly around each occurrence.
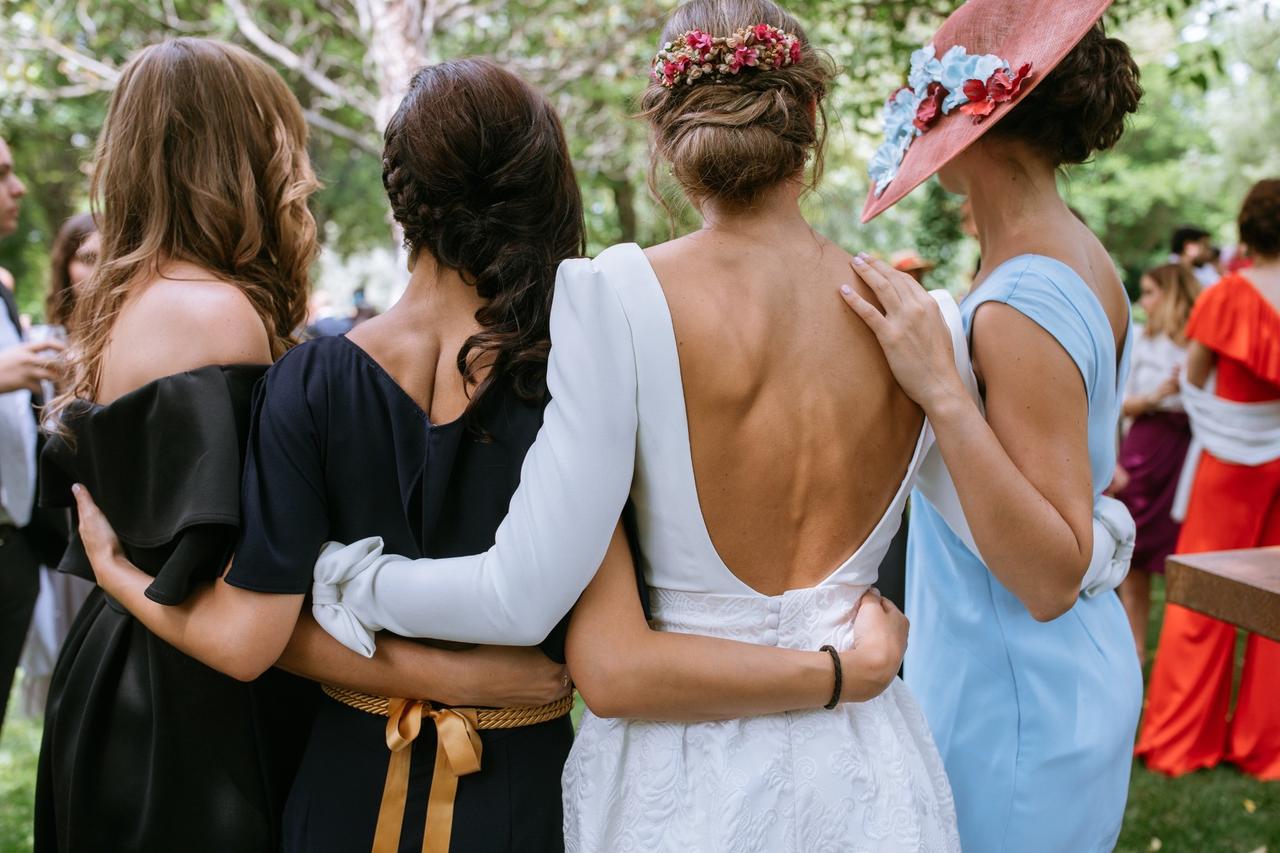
[843,2,1145,850]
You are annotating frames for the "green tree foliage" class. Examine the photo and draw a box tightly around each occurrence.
[0,0,1232,314]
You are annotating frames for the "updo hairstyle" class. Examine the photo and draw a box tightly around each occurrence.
[640,0,836,210]
[992,21,1142,166]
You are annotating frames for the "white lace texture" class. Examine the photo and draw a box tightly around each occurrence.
[563,584,961,853]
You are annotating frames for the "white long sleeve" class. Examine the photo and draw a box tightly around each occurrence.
[314,252,640,652]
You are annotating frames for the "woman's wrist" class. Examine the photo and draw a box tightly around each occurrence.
[920,380,975,425]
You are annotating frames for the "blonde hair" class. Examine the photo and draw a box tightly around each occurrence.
[1143,263,1200,344]
[50,38,318,424]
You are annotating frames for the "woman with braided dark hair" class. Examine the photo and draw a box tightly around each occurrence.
[71,58,580,851]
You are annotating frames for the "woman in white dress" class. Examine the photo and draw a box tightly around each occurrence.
[286,2,963,849]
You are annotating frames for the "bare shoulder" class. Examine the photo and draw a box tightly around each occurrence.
[99,275,272,402]
[640,236,688,280]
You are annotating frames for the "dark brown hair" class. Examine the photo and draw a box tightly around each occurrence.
[382,58,585,406]
[993,22,1141,166]
[640,0,835,210]
[1239,178,1280,260]
[46,212,96,329]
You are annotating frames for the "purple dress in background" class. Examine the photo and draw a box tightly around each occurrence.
[1116,330,1192,574]
[1116,411,1191,574]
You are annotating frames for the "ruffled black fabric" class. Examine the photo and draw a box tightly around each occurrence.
[39,364,262,604]
[34,365,316,853]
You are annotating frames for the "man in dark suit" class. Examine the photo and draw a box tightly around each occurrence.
[0,136,64,735]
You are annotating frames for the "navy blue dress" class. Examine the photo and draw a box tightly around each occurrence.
[224,335,571,853]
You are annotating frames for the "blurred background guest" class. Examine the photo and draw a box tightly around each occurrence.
[1136,179,1280,781]
[891,250,934,286]
[1114,263,1200,663]
[17,212,98,717]
[304,285,379,338]
[1169,224,1221,287]
[0,135,64,740]
[43,213,97,333]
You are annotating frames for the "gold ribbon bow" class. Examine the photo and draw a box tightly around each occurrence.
[372,698,483,853]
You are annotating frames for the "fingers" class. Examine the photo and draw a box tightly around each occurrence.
[24,339,65,354]
[840,284,890,337]
[71,483,122,563]
[71,483,102,526]
[849,255,903,312]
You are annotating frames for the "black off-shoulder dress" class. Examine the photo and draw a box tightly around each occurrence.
[223,336,571,853]
[34,365,317,853]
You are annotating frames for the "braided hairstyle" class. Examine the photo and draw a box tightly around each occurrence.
[381,58,585,408]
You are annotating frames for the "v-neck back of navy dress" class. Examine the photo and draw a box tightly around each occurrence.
[225,335,571,853]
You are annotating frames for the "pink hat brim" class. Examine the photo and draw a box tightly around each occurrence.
[861,0,1116,223]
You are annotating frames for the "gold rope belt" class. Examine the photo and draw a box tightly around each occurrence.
[322,685,574,853]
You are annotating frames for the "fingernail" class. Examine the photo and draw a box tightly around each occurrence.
[851,256,866,266]
[840,284,853,295]
[71,483,82,496]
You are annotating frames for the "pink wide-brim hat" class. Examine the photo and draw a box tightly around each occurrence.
[860,0,1115,223]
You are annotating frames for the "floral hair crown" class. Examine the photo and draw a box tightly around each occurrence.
[869,44,1033,196]
[652,25,803,88]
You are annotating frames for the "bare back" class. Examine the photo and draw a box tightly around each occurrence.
[645,230,923,595]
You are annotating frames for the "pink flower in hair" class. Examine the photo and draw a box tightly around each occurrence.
[729,45,760,72]
[789,39,802,64]
[686,30,713,56]
[752,24,776,44]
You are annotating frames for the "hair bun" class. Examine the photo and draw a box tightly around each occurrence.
[641,0,835,209]
[994,22,1141,166]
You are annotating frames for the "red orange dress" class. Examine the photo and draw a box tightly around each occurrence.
[1135,273,1280,780]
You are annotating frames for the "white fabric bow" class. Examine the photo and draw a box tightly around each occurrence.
[312,537,387,658]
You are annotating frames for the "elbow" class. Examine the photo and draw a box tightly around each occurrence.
[570,655,639,719]
[575,679,629,719]
[502,605,568,648]
[1023,566,1084,623]
[1027,594,1076,623]
[507,620,557,648]
[215,646,281,683]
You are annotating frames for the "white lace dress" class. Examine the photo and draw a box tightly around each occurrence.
[314,243,961,852]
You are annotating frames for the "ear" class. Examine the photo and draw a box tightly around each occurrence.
[806,98,817,125]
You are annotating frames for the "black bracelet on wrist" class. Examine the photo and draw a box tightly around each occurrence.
[820,644,842,710]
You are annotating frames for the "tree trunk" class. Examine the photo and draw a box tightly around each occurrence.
[610,176,639,244]
[361,0,431,131]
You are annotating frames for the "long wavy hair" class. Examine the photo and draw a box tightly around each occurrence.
[380,58,585,408]
[49,38,319,424]
[46,212,97,329]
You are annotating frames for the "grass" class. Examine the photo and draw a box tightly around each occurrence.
[1115,576,1277,853]
[1,579,1273,852]
[0,701,39,853]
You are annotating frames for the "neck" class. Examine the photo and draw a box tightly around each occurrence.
[1251,256,1280,275]
[962,145,1071,267]
[697,180,811,242]
[389,251,485,322]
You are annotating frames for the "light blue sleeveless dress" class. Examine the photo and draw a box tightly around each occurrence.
[905,255,1144,853]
